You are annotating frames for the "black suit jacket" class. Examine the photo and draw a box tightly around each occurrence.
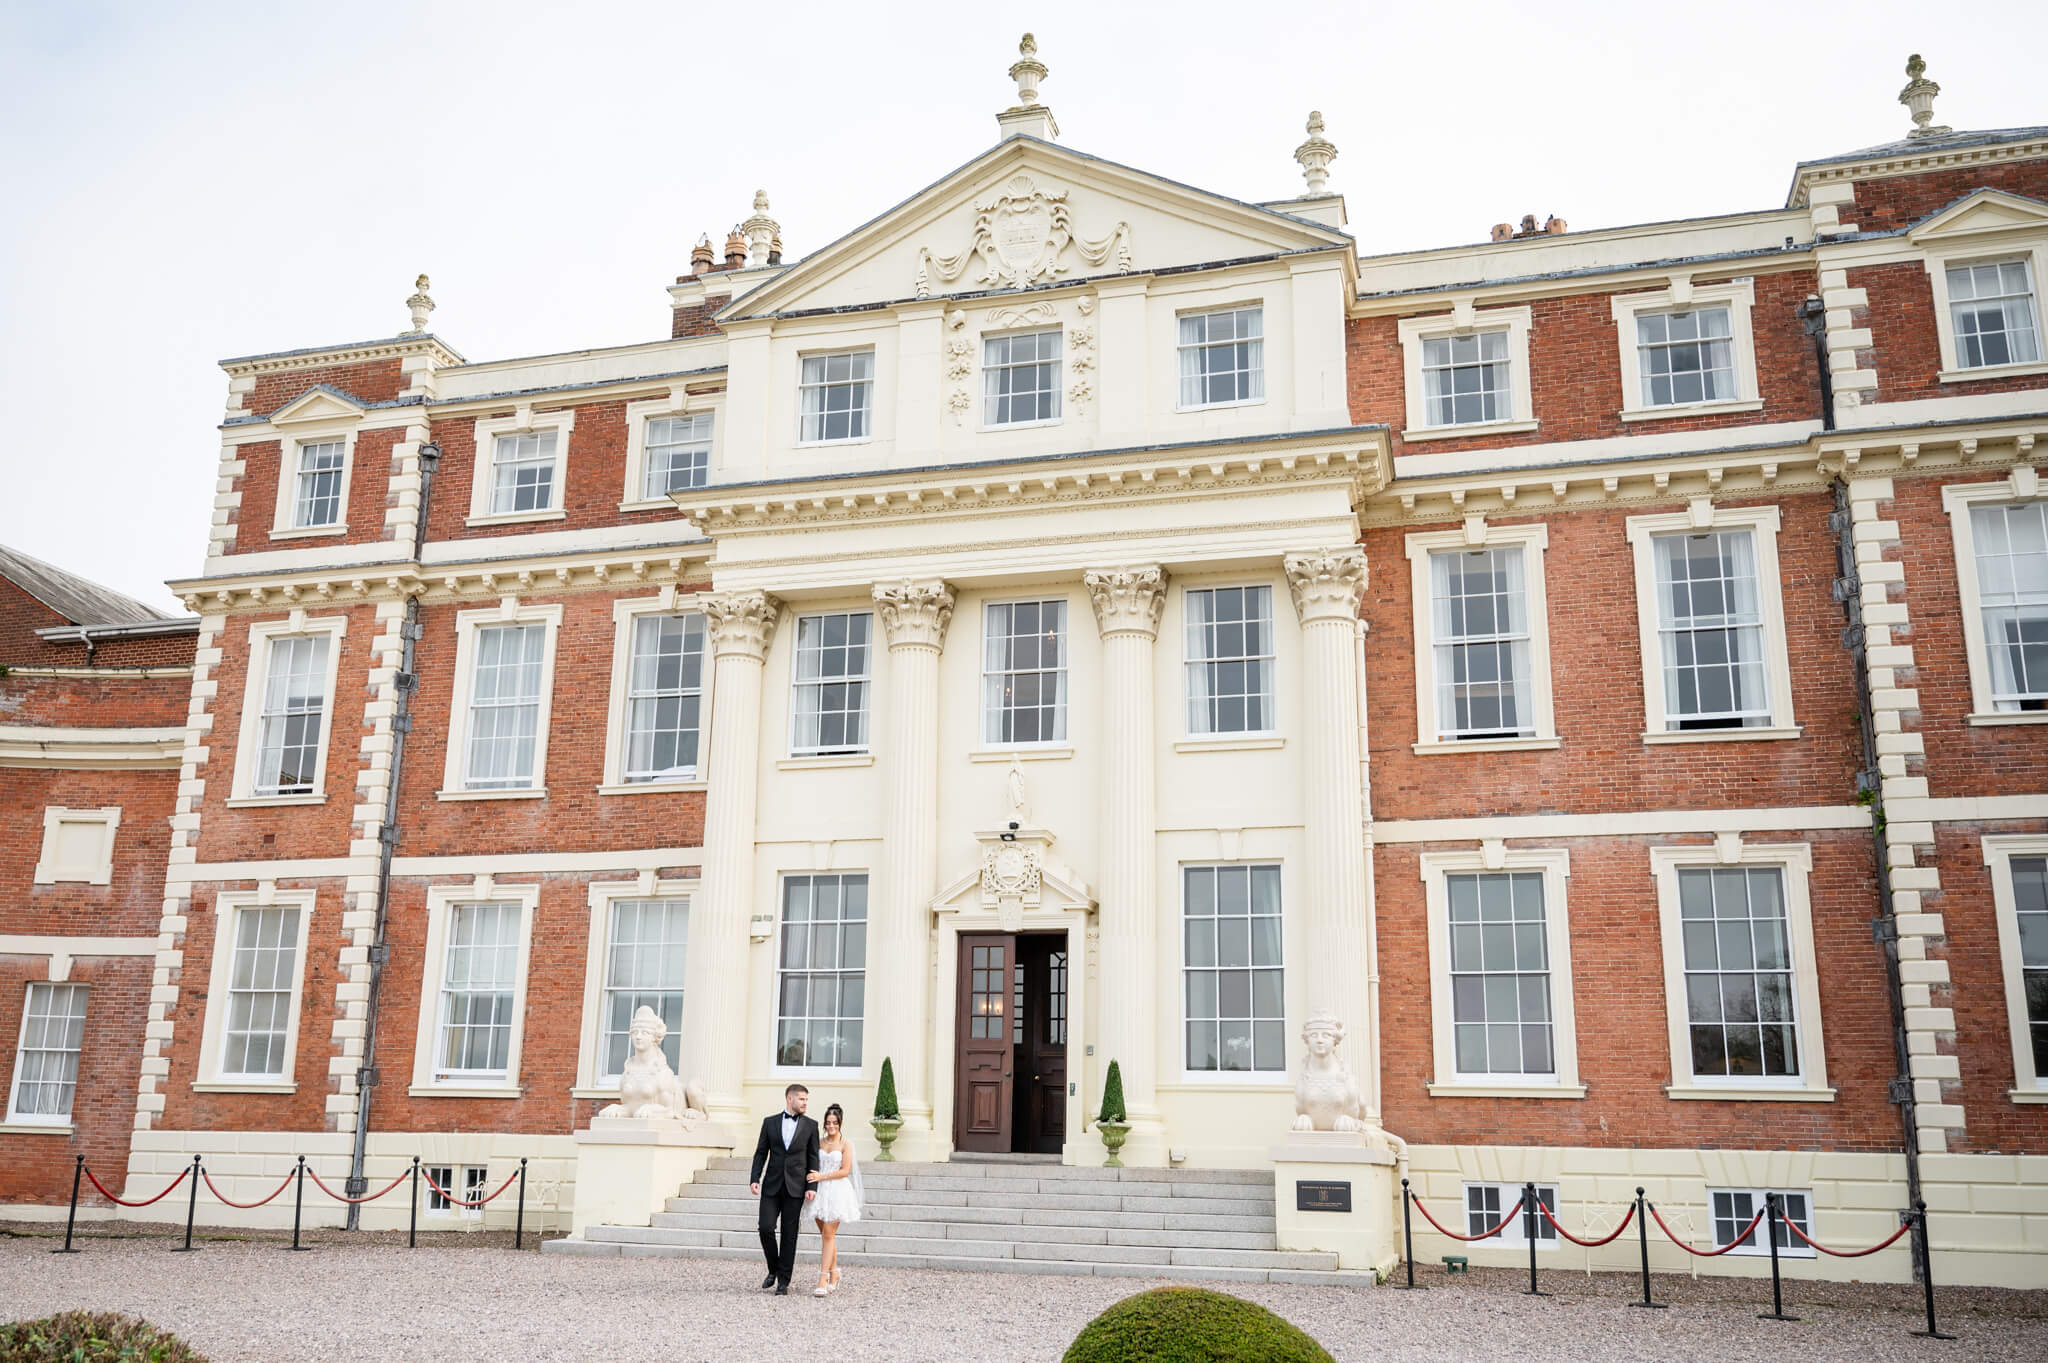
[750,1111,820,1198]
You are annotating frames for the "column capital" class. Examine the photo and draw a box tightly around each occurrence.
[872,579,956,650]
[1084,565,1167,638]
[1284,547,1368,624]
[702,589,783,659]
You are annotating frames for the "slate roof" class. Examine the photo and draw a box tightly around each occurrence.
[0,542,172,626]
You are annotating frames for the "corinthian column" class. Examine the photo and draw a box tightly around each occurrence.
[870,579,955,1160]
[1084,565,1167,1162]
[1284,547,1372,1099]
[682,589,781,1126]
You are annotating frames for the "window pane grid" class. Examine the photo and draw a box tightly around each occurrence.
[11,982,87,1120]
[1465,1183,1558,1246]
[256,634,331,795]
[1178,308,1265,407]
[490,431,557,514]
[1422,331,1510,427]
[600,897,688,1080]
[1970,502,2048,711]
[222,906,300,1077]
[1182,865,1285,1073]
[775,874,868,1068]
[643,413,713,498]
[1711,1189,1814,1256]
[791,612,872,754]
[1430,547,1532,740]
[624,614,706,781]
[464,624,545,789]
[1637,307,1735,407]
[982,600,1068,745]
[293,440,346,528]
[983,330,1062,425]
[2013,856,2048,1079]
[1446,871,1555,1076]
[799,351,874,443]
[1655,530,1772,728]
[435,903,519,1080]
[1949,259,2042,369]
[1678,867,1800,1080]
[1184,586,1276,735]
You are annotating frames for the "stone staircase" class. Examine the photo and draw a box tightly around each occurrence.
[546,1154,1370,1285]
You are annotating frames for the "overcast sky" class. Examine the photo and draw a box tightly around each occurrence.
[3,1,2043,614]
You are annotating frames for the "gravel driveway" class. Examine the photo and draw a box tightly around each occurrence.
[4,1230,2044,1362]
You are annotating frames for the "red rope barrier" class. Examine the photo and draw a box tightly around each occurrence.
[199,1168,297,1210]
[1648,1202,1767,1258]
[1535,1197,1637,1247]
[419,1166,521,1209]
[1781,1214,1914,1259]
[306,1166,412,1205]
[82,1164,188,1208]
[1409,1192,1526,1243]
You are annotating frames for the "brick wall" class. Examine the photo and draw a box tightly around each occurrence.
[671,300,723,338]
[244,358,405,419]
[0,577,69,662]
[0,768,176,939]
[421,399,678,546]
[0,669,190,729]
[224,427,407,557]
[1845,160,2048,234]
[0,955,151,1204]
[1856,262,2048,404]
[1931,823,2048,1153]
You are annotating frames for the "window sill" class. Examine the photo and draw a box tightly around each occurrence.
[2008,1089,2048,1105]
[0,1120,74,1135]
[407,1084,523,1100]
[795,437,873,450]
[572,1087,627,1101]
[1642,725,1802,745]
[268,524,348,541]
[1967,711,2048,727]
[224,793,327,808]
[1412,736,1562,755]
[596,780,708,795]
[1174,397,1268,414]
[1174,736,1286,754]
[618,497,700,514]
[1940,361,2048,383]
[777,754,875,770]
[1665,1084,1836,1102]
[191,1081,297,1095]
[1399,419,1540,443]
[436,787,548,802]
[1617,398,1765,423]
[1165,1076,1292,1088]
[968,746,1075,762]
[464,509,567,528]
[977,418,1065,434]
[768,1066,865,1080]
[1426,1082,1587,1099]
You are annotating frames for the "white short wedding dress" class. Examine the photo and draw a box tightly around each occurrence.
[802,1148,863,1224]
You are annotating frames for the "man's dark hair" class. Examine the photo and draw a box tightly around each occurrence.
[785,1082,809,1097]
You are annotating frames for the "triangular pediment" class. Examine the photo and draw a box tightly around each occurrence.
[270,385,367,426]
[1907,189,2048,245]
[724,137,1351,320]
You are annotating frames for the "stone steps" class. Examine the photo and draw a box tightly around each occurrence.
[649,1210,1281,1250]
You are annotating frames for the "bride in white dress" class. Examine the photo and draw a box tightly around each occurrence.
[803,1103,863,1296]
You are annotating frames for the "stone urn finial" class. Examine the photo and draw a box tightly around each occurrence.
[405,274,434,334]
[1294,110,1338,195]
[1899,53,1950,139]
[1009,33,1048,106]
[742,189,780,266]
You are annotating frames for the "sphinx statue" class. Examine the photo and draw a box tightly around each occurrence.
[599,1006,709,1123]
[1291,1012,1366,1132]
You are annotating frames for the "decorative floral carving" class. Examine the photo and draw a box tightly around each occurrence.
[1283,547,1368,623]
[916,174,1132,296]
[1084,566,1167,638]
[1068,379,1093,408]
[872,580,956,650]
[981,843,1044,899]
[701,590,783,659]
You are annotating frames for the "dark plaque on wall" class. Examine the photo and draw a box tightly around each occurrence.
[1295,1180,1352,1213]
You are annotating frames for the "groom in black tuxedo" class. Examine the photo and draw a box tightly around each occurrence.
[749,1082,819,1295]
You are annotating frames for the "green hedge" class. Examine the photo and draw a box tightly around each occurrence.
[0,1312,208,1362]
[1063,1287,1333,1363]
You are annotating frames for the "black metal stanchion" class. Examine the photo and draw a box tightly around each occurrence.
[52,1155,83,1254]
[1909,1203,1956,1340]
[1397,1179,1424,1289]
[408,1156,420,1250]
[1522,1182,1548,1297]
[514,1157,528,1250]
[171,1155,201,1252]
[1627,1188,1664,1309]
[1757,1193,1797,1322]
[289,1156,311,1252]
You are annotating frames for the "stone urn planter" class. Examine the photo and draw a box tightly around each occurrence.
[870,1115,904,1162]
[1097,1119,1132,1168]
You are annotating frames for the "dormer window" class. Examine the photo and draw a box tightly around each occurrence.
[799,350,873,444]
[1948,259,2042,369]
[983,330,1062,426]
[1178,306,1264,409]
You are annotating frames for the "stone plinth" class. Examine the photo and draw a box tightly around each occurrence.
[1269,1130,1398,1274]
[568,1117,735,1238]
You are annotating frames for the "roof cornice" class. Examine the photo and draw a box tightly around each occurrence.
[220,333,466,376]
[1787,133,2048,208]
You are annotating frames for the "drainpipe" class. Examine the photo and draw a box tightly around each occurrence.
[345,440,440,1228]
[1827,477,1923,1219]
[1800,295,1837,433]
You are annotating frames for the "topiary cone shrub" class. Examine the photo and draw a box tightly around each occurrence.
[1098,1059,1126,1124]
[1063,1287,1334,1363]
[0,1311,210,1362]
[874,1056,900,1119]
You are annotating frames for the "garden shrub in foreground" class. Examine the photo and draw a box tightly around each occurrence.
[0,1310,209,1362]
[1063,1286,1334,1363]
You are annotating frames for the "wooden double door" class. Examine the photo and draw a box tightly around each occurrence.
[953,932,1069,1155]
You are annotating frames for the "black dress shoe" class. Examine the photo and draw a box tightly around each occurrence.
[774,1281,790,1296]
[762,1274,777,1290]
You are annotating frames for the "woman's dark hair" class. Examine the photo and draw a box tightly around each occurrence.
[822,1103,845,1130]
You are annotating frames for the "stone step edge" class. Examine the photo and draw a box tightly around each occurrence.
[589,1226,1330,1269]
[648,1215,1278,1248]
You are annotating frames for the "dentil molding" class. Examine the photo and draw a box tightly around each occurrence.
[872,580,957,650]
[1084,565,1167,638]
[1284,547,1369,623]
[701,590,783,659]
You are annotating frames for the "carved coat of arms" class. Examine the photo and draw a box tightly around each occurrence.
[917,174,1131,296]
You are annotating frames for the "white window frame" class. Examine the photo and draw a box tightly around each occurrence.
[6,981,89,1126]
[1707,1187,1816,1258]
[228,614,348,805]
[788,610,874,757]
[1396,304,1537,440]
[1178,862,1289,1082]
[408,880,538,1098]
[1176,304,1266,411]
[1650,837,1833,1101]
[193,886,317,1093]
[1608,277,1762,421]
[573,875,695,1097]
[1420,847,1582,1097]
[1182,583,1280,739]
[438,601,563,801]
[465,408,575,526]
[1625,501,1801,743]
[796,349,876,446]
[980,597,1070,749]
[981,328,1064,429]
[1460,1182,1562,1251]
[1984,833,2048,1103]
[1909,194,2048,383]
[1405,519,1558,754]
[32,806,121,886]
[1942,471,2048,726]
[268,425,359,540]
[621,393,721,511]
[771,871,870,1076]
[599,591,712,794]
[425,1164,489,1219]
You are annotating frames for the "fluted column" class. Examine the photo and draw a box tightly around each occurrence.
[1085,566,1167,1160]
[1284,548,1373,1093]
[682,589,781,1126]
[871,579,955,1159]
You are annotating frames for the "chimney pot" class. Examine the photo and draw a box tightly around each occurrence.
[1490,223,1514,243]
[724,227,749,269]
[691,234,715,277]
[1543,215,1567,235]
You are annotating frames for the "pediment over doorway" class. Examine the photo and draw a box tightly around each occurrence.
[932,825,1095,932]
